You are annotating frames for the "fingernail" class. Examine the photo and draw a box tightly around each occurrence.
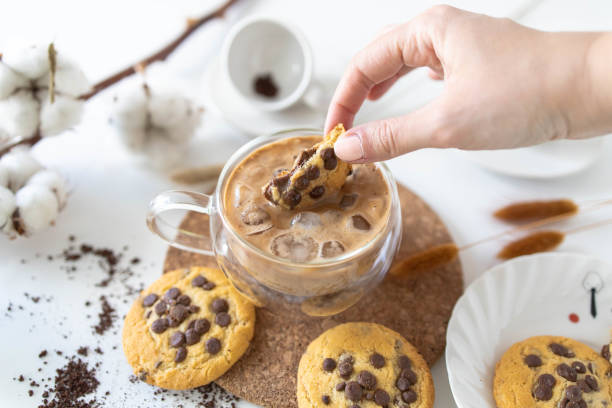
[334,132,364,161]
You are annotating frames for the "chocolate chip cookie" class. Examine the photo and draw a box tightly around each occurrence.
[263,124,352,210]
[494,336,612,408]
[122,267,255,389]
[297,322,434,407]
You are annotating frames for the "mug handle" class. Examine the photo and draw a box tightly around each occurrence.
[146,190,215,256]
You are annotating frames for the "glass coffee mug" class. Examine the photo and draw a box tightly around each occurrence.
[147,129,402,317]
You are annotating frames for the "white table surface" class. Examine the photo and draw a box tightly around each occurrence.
[1,1,612,407]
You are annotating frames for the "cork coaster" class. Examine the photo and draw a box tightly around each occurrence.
[163,183,463,407]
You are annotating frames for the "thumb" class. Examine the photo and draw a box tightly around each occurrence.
[334,101,449,163]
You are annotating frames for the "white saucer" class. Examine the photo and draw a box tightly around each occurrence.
[446,253,612,408]
[463,137,605,179]
[202,57,324,137]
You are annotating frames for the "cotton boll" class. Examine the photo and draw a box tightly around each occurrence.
[35,57,90,97]
[0,146,43,191]
[14,184,58,236]
[111,89,149,151]
[148,93,202,143]
[0,62,28,99]
[0,185,16,232]
[3,44,50,79]
[27,169,68,209]
[0,90,40,138]
[0,164,8,188]
[37,91,85,137]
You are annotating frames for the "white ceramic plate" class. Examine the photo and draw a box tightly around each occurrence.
[446,253,612,408]
[463,137,605,179]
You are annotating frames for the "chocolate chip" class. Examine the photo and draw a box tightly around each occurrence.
[524,354,542,368]
[185,328,200,345]
[211,298,229,313]
[568,401,587,408]
[202,281,216,290]
[373,389,390,406]
[154,300,168,316]
[557,363,578,382]
[192,275,207,287]
[206,338,221,354]
[309,186,325,199]
[396,376,411,392]
[369,353,385,368]
[349,406,361,408]
[533,385,553,401]
[400,368,417,385]
[295,175,309,190]
[537,374,556,388]
[194,318,210,335]
[584,375,598,391]
[397,355,412,369]
[357,371,377,389]
[188,305,200,314]
[306,165,320,180]
[550,343,575,358]
[345,381,363,402]
[164,287,180,301]
[587,362,593,373]
[572,361,586,374]
[215,312,231,327]
[340,194,358,208]
[174,347,187,363]
[169,332,185,348]
[321,147,335,161]
[338,360,354,378]
[352,215,371,230]
[272,174,291,190]
[322,358,337,372]
[566,385,582,401]
[296,148,316,166]
[142,294,158,307]
[366,391,374,400]
[324,156,337,170]
[175,294,191,307]
[577,379,591,393]
[169,305,189,323]
[168,316,181,327]
[401,390,417,403]
[321,148,337,170]
[151,318,168,334]
[283,189,301,208]
[335,382,346,391]
[322,395,331,405]
[602,344,610,360]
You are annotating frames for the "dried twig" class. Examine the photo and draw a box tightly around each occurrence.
[79,0,238,100]
[0,0,239,156]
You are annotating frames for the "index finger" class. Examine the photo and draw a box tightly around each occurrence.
[325,15,444,133]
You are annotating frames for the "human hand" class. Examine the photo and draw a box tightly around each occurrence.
[326,6,611,163]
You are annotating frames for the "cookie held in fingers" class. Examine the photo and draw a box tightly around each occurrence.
[494,336,612,408]
[122,267,255,390]
[297,322,434,408]
[263,124,352,210]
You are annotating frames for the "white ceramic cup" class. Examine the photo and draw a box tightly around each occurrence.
[220,16,316,112]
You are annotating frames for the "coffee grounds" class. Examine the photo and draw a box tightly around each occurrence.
[93,296,116,336]
[38,357,100,408]
[253,73,278,98]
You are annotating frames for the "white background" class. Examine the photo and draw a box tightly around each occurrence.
[1,0,612,407]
